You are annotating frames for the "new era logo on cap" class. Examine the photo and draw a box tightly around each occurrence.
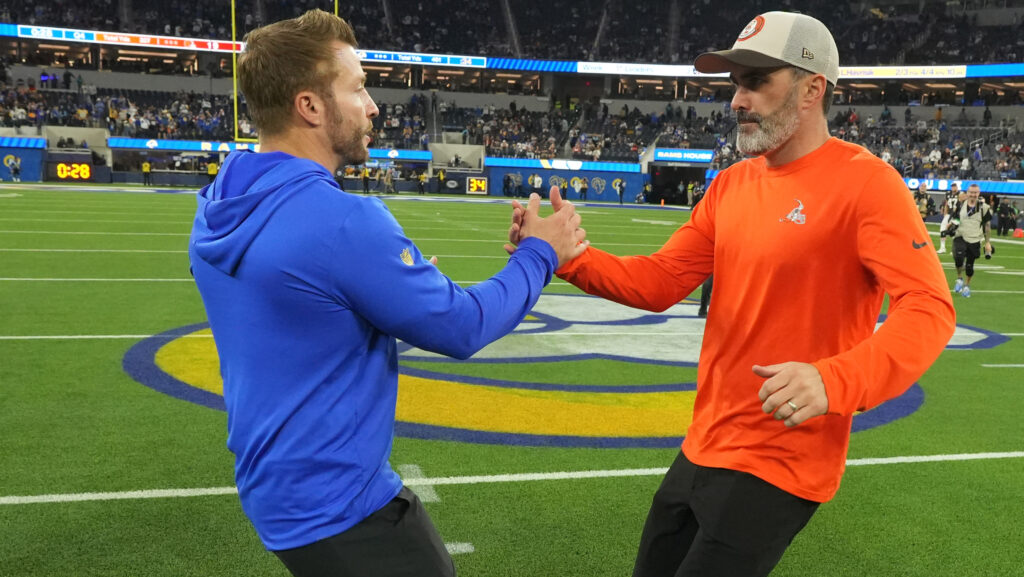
[693,11,839,85]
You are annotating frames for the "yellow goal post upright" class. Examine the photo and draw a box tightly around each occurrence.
[230,0,341,143]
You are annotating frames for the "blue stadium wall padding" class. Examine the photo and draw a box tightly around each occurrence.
[0,148,44,182]
[487,167,646,203]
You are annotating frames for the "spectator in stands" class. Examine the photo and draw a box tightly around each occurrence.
[190,10,586,577]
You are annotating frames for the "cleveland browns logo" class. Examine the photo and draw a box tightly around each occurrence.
[737,15,766,41]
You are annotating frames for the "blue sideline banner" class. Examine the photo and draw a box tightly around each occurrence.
[487,167,646,203]
[485,157,641,174]
[906,177,1024,196]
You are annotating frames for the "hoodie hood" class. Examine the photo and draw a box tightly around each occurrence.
[191,150,338,276]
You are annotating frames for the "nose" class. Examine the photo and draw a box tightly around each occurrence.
[731,87,749,113]
[364,93,379,119]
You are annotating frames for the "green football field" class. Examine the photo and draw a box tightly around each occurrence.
[1,183,1023,577]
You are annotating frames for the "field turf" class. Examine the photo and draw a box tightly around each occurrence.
[1,183,1022,576]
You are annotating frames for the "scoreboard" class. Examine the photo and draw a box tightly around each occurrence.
[48,161,94,181]
[45,151,96,182]
[466,176,488,195]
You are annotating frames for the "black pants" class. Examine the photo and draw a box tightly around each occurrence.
[953,236,981,277]
[633,451,819,577]
[275,487,455,577]
[698,276,713,316]
[998,217,1013,236]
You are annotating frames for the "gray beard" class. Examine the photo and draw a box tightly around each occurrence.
[735,89,801,156]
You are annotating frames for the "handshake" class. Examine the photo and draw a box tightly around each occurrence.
[504,185,589,268]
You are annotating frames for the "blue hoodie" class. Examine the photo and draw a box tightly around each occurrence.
[189,150,557,550]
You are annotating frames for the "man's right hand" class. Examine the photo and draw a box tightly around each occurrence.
[505,188,587,268]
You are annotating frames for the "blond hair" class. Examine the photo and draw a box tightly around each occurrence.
[238,9,358,136]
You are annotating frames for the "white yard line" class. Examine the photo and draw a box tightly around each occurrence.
[948,289,1024,294]
[0,248,185,254]
[0,278,193,282]
[0,218,189,225]
[445,543,475,555]
[4,451,1023,506]
[0,230,188,236]
[981,364,1024,368]
[0,277,570,285]
[398,465,440,502]
[0,334,211,340]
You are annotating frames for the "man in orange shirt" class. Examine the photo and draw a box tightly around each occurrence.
[507,11,955,577]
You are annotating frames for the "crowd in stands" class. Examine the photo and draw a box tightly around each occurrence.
[0,80,238,141]
[0,0,120,33]
[827,106,1024,181]
[597,1,669,63]
[387,0,508,56]
[3,0,1023,69]
[512,0,604,61]
[372,93,430,150]
[569,101,661,162]
[701,104,1024,182]
[441,102,574,160]
[5,68,1024,185]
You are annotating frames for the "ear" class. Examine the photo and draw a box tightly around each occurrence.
[802,74,828,113]
[294,90,325,128]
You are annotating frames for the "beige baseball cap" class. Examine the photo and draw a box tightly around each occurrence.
[694,11,839,85]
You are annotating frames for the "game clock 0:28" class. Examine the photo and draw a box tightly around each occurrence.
[466,176,488,195]
[49,162,93,181]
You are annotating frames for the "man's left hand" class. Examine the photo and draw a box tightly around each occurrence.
[754,362,829,427]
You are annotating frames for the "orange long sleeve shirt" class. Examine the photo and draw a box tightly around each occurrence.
[557,138,955,502]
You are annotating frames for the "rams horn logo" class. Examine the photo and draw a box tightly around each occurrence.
[400,248,415,266]
[590,177,606,195]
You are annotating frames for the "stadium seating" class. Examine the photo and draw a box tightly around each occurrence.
[3,0,1023,66]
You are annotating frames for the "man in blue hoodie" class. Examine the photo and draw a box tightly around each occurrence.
[188,10,588,577]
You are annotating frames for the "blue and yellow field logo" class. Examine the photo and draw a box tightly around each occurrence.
[123,294,1007,448]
